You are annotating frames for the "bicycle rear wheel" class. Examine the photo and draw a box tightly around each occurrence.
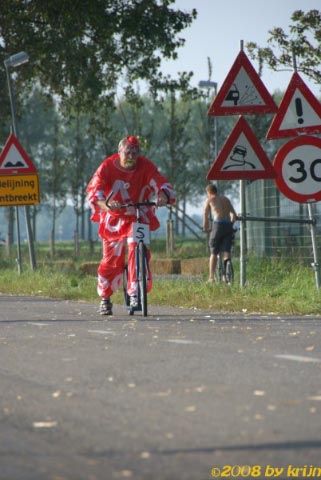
[137,241,148,316]
[225,259,234,285]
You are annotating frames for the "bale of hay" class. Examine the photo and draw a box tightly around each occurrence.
[80,258,182,276]
[180,258,207,275]
[150,258,181,274]
[79,262,99,276]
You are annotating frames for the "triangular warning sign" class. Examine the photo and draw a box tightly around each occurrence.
[208,50,278,116]
[0,133,37,175]
[266,72,321,139]
[207,116,276,180]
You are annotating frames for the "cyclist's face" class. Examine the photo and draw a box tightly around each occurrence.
[119,144,139,169]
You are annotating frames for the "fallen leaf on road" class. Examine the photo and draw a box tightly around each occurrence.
[184,405,196,412]
[140,451,151,459]
[267,405,276,411]
[195,386,206,393]
[152,389,172,397]
[305,345,315,351]
[254,414,264,420]
[33,421,57,428]
[119,470,132,478]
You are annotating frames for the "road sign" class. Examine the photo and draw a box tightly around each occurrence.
[0,174,40,206]
[208,50,278,116]
[273,135,321,203]
[0,133,37,175]
[207,116,276,180]
[267,72,321,139]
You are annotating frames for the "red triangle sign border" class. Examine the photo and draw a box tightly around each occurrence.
[266,71,321,139]
[0,133,37,175]
[208,50,278,116]
[207,116,276,180]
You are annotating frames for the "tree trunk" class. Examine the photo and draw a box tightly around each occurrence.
[50,202,56,258]
[182,196,186,237]
[87,209,94,256]
[174,199,180,236]
[80,185,86,240]
[74,211,80,256]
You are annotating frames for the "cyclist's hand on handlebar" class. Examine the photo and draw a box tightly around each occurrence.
[107,200,123,210]
[157,191,168,207]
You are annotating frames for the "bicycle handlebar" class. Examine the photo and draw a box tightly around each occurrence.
[111,201,157,208]
[105,192,157,209]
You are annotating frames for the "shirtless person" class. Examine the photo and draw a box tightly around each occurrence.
[203,183,237,282]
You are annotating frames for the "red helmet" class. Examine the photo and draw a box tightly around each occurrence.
[118,135,140,153]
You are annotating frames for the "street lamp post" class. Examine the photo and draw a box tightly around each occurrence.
[198,80,218,254]
[198,80,218,162]
[4,51,37,272]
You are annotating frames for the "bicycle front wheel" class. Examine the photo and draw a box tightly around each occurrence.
[138,241,148,316]
[123,265,130,307]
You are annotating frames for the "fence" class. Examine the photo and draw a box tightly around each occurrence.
[245,179,321,261]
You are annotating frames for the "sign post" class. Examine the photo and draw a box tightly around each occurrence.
[4,51,37,272]
[273,134,321,289]
[207,41,277,287]
[0,134,40,270]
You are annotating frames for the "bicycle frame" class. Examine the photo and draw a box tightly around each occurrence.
[106,194,156,316]
[216,228,236,285]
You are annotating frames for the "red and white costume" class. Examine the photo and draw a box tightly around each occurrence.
[86,153,175,299]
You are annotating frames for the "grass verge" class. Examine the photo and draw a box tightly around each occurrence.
[0,257,320,315]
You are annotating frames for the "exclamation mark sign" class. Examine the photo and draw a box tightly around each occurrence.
[295,98,304,124]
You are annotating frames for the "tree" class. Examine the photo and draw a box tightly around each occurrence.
[246,9,321,87]
[20,88,68,250]
[0,0,197,110]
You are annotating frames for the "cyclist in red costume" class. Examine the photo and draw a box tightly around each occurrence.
[86,135,175,315]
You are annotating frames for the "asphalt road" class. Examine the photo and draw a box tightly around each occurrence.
[1,294,321,480]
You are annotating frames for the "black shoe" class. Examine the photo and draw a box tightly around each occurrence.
[99,298,113,316]
[129,295,139,308]
[128,295,142,313]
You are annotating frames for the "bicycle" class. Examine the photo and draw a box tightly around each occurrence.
[215,227,237,285]
[106,197,157,317]
[216,254,234,284]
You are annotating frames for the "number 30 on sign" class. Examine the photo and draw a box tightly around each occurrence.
[273,135,321,203]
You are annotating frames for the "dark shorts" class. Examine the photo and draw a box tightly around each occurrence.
[209,222,234,255]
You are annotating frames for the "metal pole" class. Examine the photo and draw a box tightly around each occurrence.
[4,62,37,271]
[166,207,174,257]
[214,84,218,160]
[307,203,320,290]
[4,65,23,274]
[240,179,246,287]
[213,83,220,195]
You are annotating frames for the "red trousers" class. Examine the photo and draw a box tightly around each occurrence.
[97,237,152,299]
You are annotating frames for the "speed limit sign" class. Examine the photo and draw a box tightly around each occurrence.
[273,135,321,203]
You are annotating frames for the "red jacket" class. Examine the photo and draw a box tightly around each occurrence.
[86,153,175,240]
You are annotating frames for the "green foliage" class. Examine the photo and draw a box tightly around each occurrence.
[0,0,197,110]
[0,255,320,315]
[246,9,321,86]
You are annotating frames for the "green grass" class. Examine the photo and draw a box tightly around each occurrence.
[0,254,320,315]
